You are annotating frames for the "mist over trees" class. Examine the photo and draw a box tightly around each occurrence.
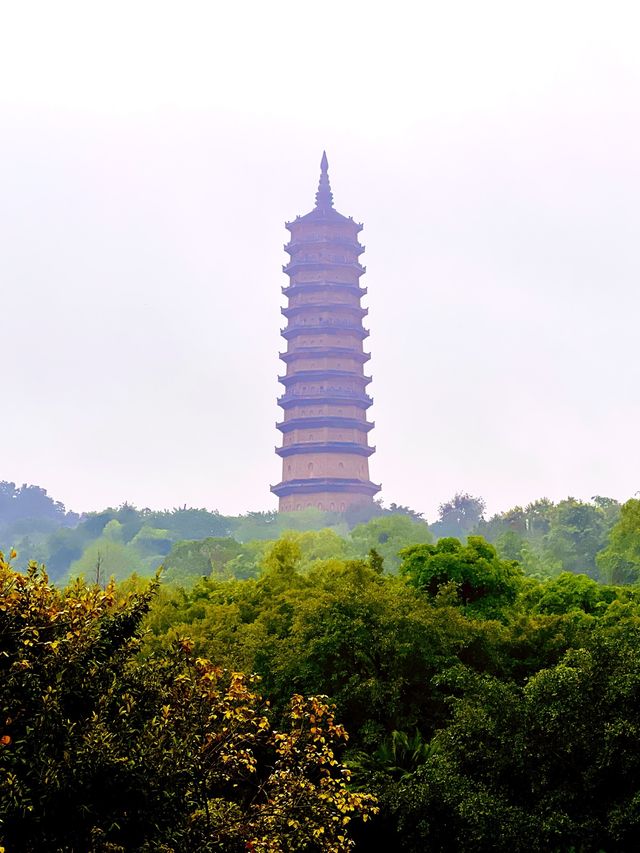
[1,480,635,586]
[3,478,640,849]
[0,481,78,530]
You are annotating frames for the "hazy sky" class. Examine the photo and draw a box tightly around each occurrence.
[1,1,639,521]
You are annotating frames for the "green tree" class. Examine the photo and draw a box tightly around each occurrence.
[521,571,621,615]
[129,524,173,559]
[350,515,431,573]
[163,537,245,587]
[0,551,376,851]
[430,492,486,540]
[389,622,640,852]
[66,538,144,583]
[289,528,352,566]
[597,498,640,584]
[543,498,609,577]
[234,509,344,542]
[149,506,234,541]
[400,536,523,617]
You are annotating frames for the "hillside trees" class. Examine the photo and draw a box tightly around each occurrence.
[3,477,635,583]
[597,498,640,584]
[543,498,611,576]
[1,498,238,581]
[400,536,523,617]
[7,522,640,851]
[140,531,640,850]
[144,537,548,747]
[0,481,76,527]
[480,496,621,579]
[350,515,431,572]
[388,623,640,852]
[430,493,486,540]
[162,537,245,586]
[0,552,376,852]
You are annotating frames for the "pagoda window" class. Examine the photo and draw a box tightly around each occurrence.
[317,503,323,510]
[330,502,335,511]
[340,503,346,512]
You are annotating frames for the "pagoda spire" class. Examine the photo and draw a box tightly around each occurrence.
[314,150,334,210]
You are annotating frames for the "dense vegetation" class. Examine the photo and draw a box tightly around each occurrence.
[0,552,376,851]
[3,483,640,849]
[0,481,633,583]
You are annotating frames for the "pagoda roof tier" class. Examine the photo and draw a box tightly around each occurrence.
[281,324,369,341]
[284,238,365,256]
[278,391,373,410]
[276,441,375,458]
[271,477,381,499]
[278,370,372,387]
[276,416,375,433]
[285,209,363,229]
[282,282,367,297]
[281,304,368,320]
[283,260,366,277]
[279,348,371,364]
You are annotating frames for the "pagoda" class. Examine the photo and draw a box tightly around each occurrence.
[271,153,380,513]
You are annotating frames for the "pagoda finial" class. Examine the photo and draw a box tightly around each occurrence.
[315,150,334,210]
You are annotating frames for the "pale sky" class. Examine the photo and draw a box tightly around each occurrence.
[1,0,639,521]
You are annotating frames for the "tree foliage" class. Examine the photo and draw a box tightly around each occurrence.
[0,551,376,851]
[350,515,431,573]
[400,536,523,617]
[431,492,486,539]
[597,498,640,584]
[7,483,640,848]
[480,496,621,579]
[389,624,640,851]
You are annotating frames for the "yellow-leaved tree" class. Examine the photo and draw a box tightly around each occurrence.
[0,551,376,852]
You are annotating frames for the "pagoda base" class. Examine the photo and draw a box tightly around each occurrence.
[271,476,381,514]
[278,491,375,514]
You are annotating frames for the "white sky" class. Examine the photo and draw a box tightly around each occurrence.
[1,0,639,521]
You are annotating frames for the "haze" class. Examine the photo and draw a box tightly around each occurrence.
[1,0,639,520]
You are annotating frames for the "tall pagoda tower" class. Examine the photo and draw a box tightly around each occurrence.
[271,153,380,513]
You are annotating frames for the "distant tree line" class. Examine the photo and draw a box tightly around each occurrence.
[0,481,79,528]
[2,480,638,584]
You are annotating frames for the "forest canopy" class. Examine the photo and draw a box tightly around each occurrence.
[3,483,640,849]
[1,481,633,584]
